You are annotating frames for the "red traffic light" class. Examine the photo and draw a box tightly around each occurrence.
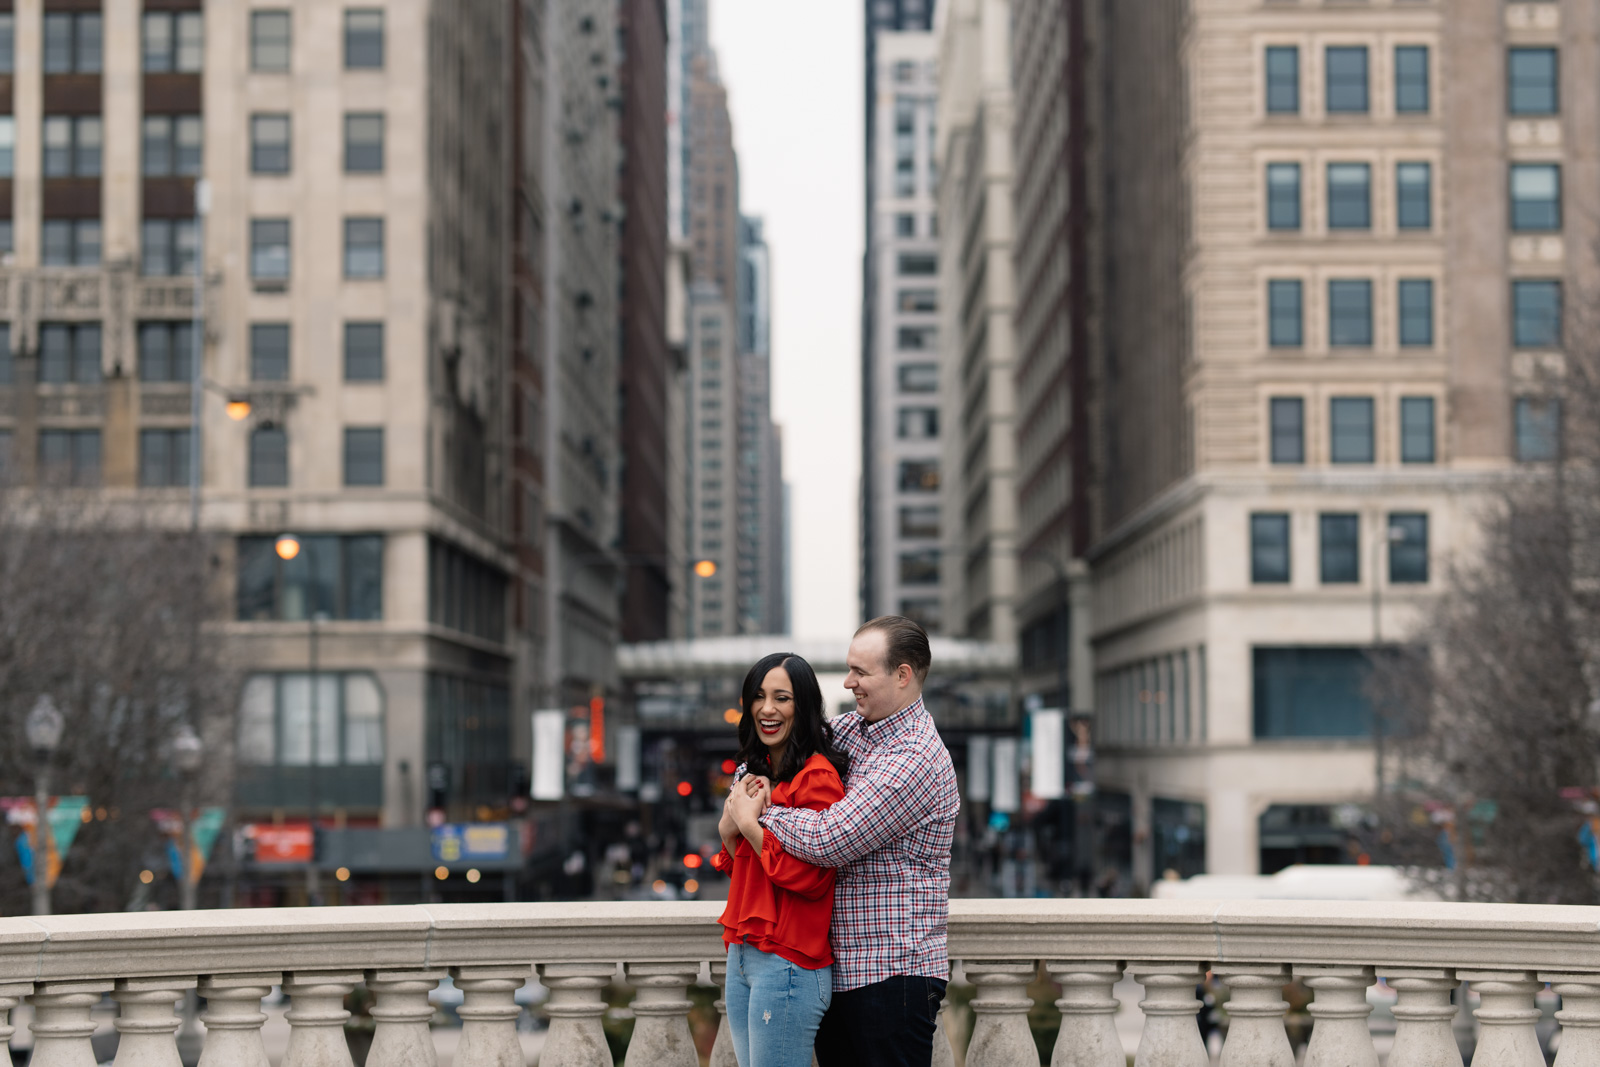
[721,759,737,775]
[683,853,703,869]
[676,781,693,797]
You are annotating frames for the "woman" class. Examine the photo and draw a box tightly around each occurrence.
[711,651,849,1067]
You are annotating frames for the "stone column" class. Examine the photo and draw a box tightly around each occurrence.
[28,980,113,1067]
[1458,971,1543,1067]
[932,983,956,1067]
[0,982,33,1067]
[1130,962,1209,1067]
[365,970,444,1067]
[622,962,699,1067]
[1216,965,1293,1067]
[536,962,614,1067]
[1296,965,1377,1067]
[1045,961,1123,1067]
[112,977,196,1067]
[964,960,1038,1067]
[1543,973,1600,1067]
[196,973,279,1067]
[708,960,737,1067]
[281,971,360,1067]
[1386,970,1464,1067]
[450,966,529,1067]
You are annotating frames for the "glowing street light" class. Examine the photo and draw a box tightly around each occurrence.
[693,559,718,578]
[274,534,302,561]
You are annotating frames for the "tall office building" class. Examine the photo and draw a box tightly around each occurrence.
[935,0,1018,645]
[862,31,944,632]
[1008,0,1579,880]
[737,214,785,634]
[860,0,936,626]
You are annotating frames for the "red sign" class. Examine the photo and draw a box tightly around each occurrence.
[249,824,313,863]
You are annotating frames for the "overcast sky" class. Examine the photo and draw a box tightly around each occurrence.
[710,3,865,639]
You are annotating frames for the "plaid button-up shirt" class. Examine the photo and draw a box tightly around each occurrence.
[759,696,957,991]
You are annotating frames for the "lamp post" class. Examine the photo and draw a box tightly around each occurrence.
[275,533,324,905]
[25,694,64,916]
[1371,522,1408,798]
[171,724,204,912]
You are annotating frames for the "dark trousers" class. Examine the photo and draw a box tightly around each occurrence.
[813,974,948,1067]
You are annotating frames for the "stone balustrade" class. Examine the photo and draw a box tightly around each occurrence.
[3,898,1600,1066]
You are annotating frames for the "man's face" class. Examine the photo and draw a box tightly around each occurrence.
[845,629,900,721]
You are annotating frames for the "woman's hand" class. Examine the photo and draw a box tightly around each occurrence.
[719,789,741,851]
[728,777,773,855]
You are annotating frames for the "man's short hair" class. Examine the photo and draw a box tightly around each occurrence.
[855,615,932,684]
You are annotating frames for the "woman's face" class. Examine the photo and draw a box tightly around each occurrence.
[750,665,797,753]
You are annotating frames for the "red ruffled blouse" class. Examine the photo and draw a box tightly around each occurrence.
[710,753,844,970]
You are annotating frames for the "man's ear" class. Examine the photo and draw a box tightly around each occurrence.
[896,662,913,687]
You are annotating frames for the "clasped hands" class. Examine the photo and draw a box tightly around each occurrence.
[721,774,774,854]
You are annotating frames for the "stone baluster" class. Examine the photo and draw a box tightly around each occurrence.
[932,983,956,1067]
[964,960,1039,1067]
[622,962,699,1067]
[536,962,615,1067]
[1130,962,1209,1067]
[111,977,195,1067]
[281,970,360,1067]
[1046,961,1123,1067]
[707,959,737,1067]
[28,980,112,1067]
[1296,965,1377,1067]
[196,973,280,1067]
[1458,971,1543,1067]
[1543,973,1600,1067]
[1386,969,1464,1067]
[365,970,444,1067]
[1216,965,1293,1067]
[0,983,32,1067]
[450,966,530,1067]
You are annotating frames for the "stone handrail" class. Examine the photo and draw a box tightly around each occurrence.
[0,898,1597,1066]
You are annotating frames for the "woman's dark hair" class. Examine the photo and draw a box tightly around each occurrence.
[735,652,850,784]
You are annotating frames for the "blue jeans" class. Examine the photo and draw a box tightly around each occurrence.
[725,942,833,1067]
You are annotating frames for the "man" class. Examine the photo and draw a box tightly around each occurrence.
[730,615,958,1066]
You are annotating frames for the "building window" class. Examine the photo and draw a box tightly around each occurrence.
[37,429,100,487]
[900,598,942,634]
[1400,397,1435,464]
[344,217,384,278]
[0,222,13,256]
[1319,514,1360,584]
[899,362,938,393]
[345,322,384,381]
[43,115,102,178]
[0,431,10,482]
[1325,46,1369,113]
[1398,279,1434,347]
[141,218,196,276]
[42,220,100,268]
[1396,162,1431,230]
[249,427,289,487]
[250,10,291,72]
[344,427,384,486]
[1266,163,1301,230]
[899,550,940,586]
[897,326,937,350]
[1251,513,1291,584]
[1326,163,1371,230]
[143,115,202,177]
[899,459,940,492]
[345,9,384,69]
[900,505,939,539]
[1515,397,1560,462]
[427,538,508,644]
[897,407,939,439]
[250,114,291,174]
[1329,397,1374,464]
[38,323,101,384]
[142,11,202,73]
[139,429,192,488]
[1395,46,1429,114]
[1389,513,1429,584]
[895,214,915,237]
[0,324,10,384]
[1265,46,1299,114]
[424,673,512,812]
[1508,47,1558,115]
[236,673,385,809]
[250,323,290,382]
[251,219,290,280]
[897,253,937,276]
[236,535,383,622]
[898,289,938,313]
[1328,280,1373,348]
[1270,397,1304,464]
[43,12,101,74]
[1253,648,1374,738]
[1512,279,1561,348]
[0,15,13,75]
[1268,280,1302,348]
[0,117,14,178]
[137,321,194,382]
[1510,164,1561,231]
[344,113,384,173]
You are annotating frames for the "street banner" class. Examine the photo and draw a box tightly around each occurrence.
[991,738,1020,814]
[615,725,641,792]
[968,736,992,801]
[432,822,511,863]
[2,796,89,888]
[531,709,565,800]
[151,807,227,886]
[1030,709,1066,800]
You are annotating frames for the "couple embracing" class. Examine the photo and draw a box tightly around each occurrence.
[710,615,959,1067]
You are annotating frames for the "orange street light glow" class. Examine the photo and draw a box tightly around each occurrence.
[723,708,741,725]
[335,867,351,882]
[683,853,702,869]
[226,400,252,421]
[274,535,302,561]
[694,559,718,578]
[684,879,700,893]
[434,866,449,880]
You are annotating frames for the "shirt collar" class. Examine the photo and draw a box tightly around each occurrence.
[856,695,925,742]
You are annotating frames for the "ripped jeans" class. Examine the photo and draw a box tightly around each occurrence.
[725,942,833,1067]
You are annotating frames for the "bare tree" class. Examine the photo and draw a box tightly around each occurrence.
[0,488,236,914]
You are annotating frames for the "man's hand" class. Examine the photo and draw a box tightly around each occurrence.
[729,778,771,855]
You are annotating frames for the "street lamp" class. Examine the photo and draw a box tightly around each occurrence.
[25,694,64,916]
[171,724,203,912]
[275,533,325,905]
